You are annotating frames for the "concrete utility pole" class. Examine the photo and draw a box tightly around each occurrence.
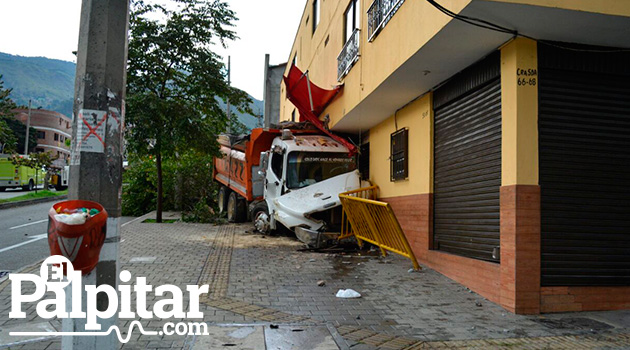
[24,100,31,155]
[65,0,129,349]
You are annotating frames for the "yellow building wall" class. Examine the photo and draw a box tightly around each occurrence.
[369,93,433,198]
[501,38,538,186]
[279,0,630,128]
[279,0,472,125]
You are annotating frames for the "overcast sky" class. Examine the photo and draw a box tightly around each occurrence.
[0,0,305,101]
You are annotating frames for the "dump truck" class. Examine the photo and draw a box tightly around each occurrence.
[0,155,45,191]
[213,127,363,246]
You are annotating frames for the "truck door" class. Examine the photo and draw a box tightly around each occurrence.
[265,151,284,202]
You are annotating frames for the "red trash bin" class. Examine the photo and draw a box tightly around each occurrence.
[48,200,108,274]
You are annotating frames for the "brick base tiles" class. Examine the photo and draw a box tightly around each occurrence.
[383,185,630,315]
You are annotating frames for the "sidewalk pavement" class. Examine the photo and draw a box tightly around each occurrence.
[0,212,628,349]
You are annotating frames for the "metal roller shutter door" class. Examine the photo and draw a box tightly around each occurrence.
[539,45,630,286]
[433,54,502,262]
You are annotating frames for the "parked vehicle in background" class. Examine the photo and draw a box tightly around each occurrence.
[213,126,364,247]
[0,155,45,191]
[51,165,69,191]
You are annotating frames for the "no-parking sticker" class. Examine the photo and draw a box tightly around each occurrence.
[76,109,107,153]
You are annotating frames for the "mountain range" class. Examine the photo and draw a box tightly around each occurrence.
[0,52,262,130]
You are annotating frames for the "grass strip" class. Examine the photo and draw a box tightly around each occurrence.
[0,190,68,204]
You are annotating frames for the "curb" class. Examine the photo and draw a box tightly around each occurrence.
[0,195,68,210]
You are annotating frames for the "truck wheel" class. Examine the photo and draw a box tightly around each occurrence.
[252,201,273,235]
[23,180,34,191]
[227,192,247,223]
[218,186,230,216]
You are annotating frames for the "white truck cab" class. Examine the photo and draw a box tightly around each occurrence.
[257,132,362,246]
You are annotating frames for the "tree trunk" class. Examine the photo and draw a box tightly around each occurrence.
[156,151,163,223]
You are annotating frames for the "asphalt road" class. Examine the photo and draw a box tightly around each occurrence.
[0,185,47,200]
[0,201,136,272]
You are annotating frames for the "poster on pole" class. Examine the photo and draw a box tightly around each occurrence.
[76,109,107,153]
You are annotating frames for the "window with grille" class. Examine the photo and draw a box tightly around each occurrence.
[390,128,408,181]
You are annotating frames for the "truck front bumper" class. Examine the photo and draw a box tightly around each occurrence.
[294,227,339,249]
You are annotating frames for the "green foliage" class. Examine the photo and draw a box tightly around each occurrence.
[122,155,157,216]
[126,0,252,221]
[10,152,55,170]
[0,76,18,153]
[9,152,55,193]
[0,75,37,153]
[182,197,227,224]
[0,75,17,116]
[0,118,16,153]
[122,150,222,221]
[126,0,253,158]
[1,117,37,154]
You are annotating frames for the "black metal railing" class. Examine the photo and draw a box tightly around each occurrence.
[367,0,405,42]
[337,28,360,81]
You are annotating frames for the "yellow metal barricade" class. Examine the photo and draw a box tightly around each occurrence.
[338,186,378,240]
[339,187,420,270]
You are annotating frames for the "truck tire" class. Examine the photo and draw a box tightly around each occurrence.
[252,201,273,235]
[23,180,34,191]
[218,186,230,216]
[227,192,247,223]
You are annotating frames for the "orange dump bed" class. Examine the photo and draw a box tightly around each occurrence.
[213,128,281,201]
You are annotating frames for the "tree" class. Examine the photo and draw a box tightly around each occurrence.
[0,75,16,116]
[10,152,55,193]
[0,75,36,153]
[0,119,17,153]
[126,0,252,222]
[0,76,17,153]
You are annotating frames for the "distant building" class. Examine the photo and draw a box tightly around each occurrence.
[13,109,71,168]
[262,54,287,128]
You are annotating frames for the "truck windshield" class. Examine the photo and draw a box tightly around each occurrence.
[286,152,356,189]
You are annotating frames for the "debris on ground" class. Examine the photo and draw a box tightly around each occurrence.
[336,289,361,298]
[270,324,279,329]
[475,301,483,307]
[317,280,326,286]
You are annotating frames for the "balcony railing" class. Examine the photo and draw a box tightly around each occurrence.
[337,28,360,81]
[367,0,405,42]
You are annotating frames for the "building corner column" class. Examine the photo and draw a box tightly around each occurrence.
[499,38,541,314]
